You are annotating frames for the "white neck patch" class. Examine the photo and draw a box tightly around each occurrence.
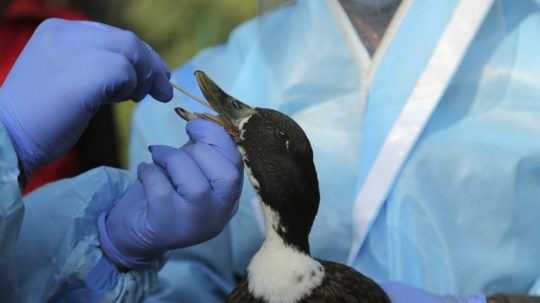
[247,204,324,303]
[237,115,252,141]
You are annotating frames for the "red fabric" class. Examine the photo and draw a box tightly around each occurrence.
[0,0,87,194]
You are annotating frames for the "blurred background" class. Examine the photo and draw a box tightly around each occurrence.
[1,0,257,192]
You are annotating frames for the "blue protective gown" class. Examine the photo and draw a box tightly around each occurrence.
[0,120,160,302]
[129,0,540,301]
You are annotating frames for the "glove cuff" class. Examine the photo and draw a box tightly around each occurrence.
[97,212,156,270]
[467,294,488,303]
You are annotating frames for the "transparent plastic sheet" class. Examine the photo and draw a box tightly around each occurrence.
[355,0,540,296]
[6,167,161,302]
[0,120,24,302]
[256,0,400,56]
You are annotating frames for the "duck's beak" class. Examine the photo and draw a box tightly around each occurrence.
[194,71,256,129]
[175,70,256,140]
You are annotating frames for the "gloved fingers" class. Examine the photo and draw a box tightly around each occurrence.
[137,162,176,224]
[55,19,172,102]
[85,50,138,104]
[186,119,242,167]
[98,29,171,102]
[142,41,170,75]
[148,69,173,102]
[144,42,173,102]
[183,143,243,210]
[138,162,174,198]
[149,145,213,205]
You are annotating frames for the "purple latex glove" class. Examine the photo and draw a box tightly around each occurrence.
[0,18,173,173]
[381,282,486,303]
[98,120,243,269]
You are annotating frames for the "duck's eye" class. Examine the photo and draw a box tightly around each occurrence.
[275,129,288,140]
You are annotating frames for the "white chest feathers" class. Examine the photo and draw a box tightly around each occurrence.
[247,206,325,303]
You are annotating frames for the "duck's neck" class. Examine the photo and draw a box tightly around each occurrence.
[246,203,324,303]
[263,201,311,254]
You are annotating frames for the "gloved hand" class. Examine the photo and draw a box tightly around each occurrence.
[0,18,172,173]
[381,282,486,303]
[98,119,243,269]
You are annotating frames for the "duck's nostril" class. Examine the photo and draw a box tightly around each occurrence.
[232,100,242,110]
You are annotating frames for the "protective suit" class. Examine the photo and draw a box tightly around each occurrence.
[129,0,540,301]
[0,118,159,302]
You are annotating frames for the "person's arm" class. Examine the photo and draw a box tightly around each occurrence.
[0,18,172,178]
[0,17,232,302]
[0,114,159,301]
[9,119,243,302]
[11,165,162,302]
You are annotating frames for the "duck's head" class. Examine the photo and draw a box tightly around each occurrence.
[176,71,320,253]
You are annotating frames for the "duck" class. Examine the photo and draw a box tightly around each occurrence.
[175,71,391,303]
